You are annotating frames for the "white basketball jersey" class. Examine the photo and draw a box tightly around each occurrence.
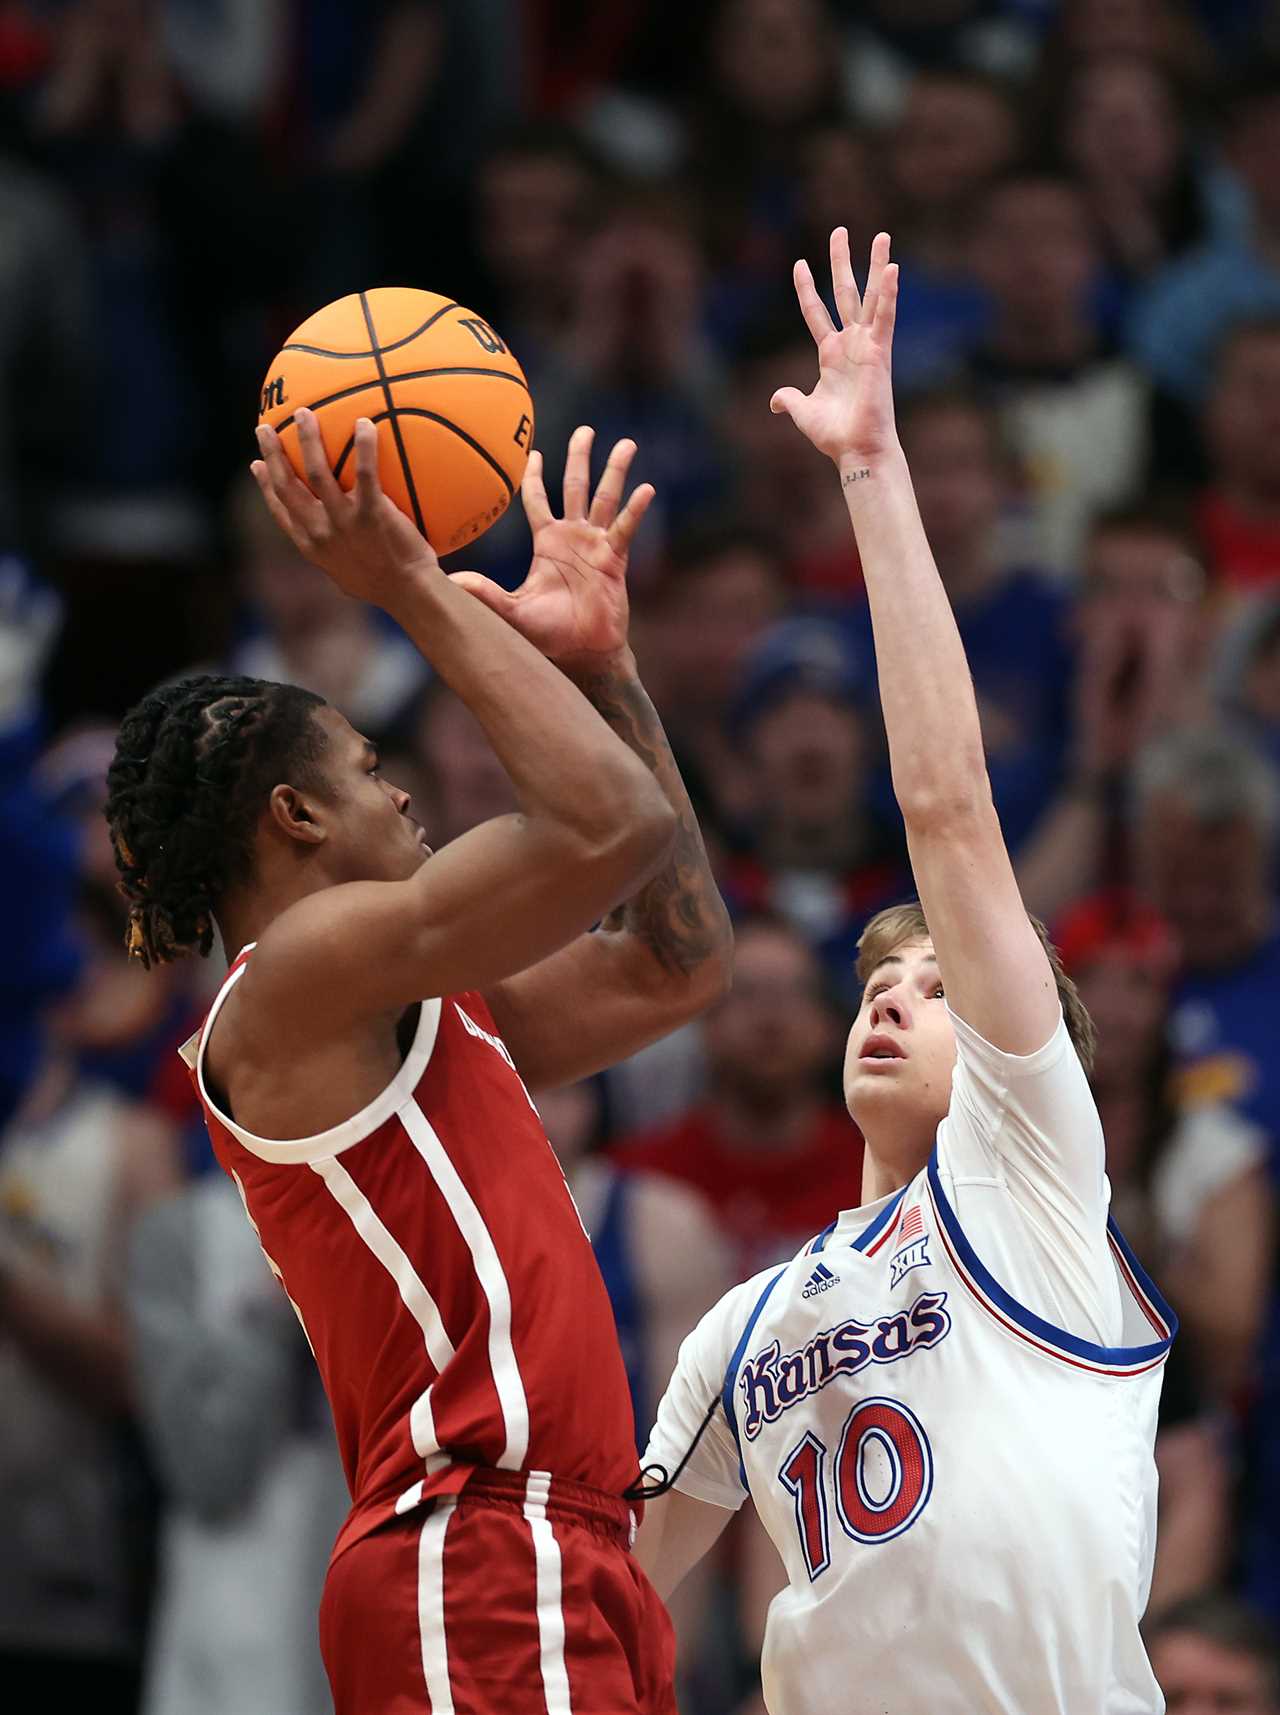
[646,1008,1175,1715]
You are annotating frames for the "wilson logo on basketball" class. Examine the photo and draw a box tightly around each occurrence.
[458,318,507,355]
[260,376,287,413]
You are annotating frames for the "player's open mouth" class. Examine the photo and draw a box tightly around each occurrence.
[860,1034,906,1061]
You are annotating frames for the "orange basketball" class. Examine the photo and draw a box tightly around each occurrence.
[257,288,534,553]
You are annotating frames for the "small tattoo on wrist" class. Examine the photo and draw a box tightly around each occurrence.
[842,467,871,487]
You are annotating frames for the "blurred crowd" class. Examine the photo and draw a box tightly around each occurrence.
[4,1,1280,1711]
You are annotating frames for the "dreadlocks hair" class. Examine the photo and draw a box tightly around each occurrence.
[105,675,328,969]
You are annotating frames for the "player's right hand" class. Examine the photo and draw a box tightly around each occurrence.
[252,410,440,611]
[769,228,901,472]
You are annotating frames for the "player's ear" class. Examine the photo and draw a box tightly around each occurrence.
[267,782,327,847]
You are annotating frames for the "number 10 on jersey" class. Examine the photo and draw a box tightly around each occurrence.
[778,1396,934,1580]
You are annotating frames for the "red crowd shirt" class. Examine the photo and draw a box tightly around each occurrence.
[611,1103,865,1277]
[1198,490,1280,590]
[185,946,642,1564]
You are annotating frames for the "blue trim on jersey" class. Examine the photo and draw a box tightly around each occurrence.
[926,1153,1177,1365]
[721,1266,788,1485]
[809,1218,837,1254]
[850,1187,907,1253]
[1106,1214,1180,1341]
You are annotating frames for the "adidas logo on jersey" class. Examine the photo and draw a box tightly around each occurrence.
[802,1262,840,1298]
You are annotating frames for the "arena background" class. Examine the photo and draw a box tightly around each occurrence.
[3,2,1280,1710]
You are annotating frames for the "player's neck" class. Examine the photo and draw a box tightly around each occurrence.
[858,1134,932,1206]
[215,871,332,971]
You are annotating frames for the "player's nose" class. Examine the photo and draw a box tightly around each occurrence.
[392,786,412,815]
[871,990,908,1029]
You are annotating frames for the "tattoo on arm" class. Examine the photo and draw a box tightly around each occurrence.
[578,666,731,979]
[842,467,871,488]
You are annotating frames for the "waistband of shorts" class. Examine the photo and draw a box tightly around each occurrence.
[455,1467,637,1547]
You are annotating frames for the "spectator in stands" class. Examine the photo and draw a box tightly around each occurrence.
[966,170,1150,573]
[226,476,428,745]
[885,69,1018,390]
[532,187,730,566]
[721,620,907,1008]
[536,1077,730,1450]
[1058,894,1274,1400]
[688,0,842,277]
[1038,0,1213,87]
[639,519,788,831]
[1196,319,1280,596]
[1130,64,1280,408]
[1133,723,1280,1158]
[0,155,91,556]
[1132,721,1280,1622]
[29,0,275,536]
[841,0,1041,127]
[721,316,857,594]
[1215,590,1280,773]
[1016,503,1210,921]
[452,123,604,589]
[1052,54,1212,284]
[0,1018,179,1708]
[38,724,209,1130]
[469,123,603,390]
[613,913,862,1277]
[891,69,1021,281]
[126,1173,348,1715]
[1147,1593,1280,1713]
[0,563,81,1132]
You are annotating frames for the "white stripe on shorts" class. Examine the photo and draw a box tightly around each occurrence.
[523,1470,572,1715]
[418,1500,456,1714]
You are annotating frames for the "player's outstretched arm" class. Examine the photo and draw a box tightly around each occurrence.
[771,231,1058,1055]
[243,413,676,1027]
[450,429,733,1088]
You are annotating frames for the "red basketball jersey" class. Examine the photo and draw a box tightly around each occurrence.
[182,945,642,1562]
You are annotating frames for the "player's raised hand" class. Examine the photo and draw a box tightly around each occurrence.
[770,229,900,468]
[448,426,654,672]
[251,410,440,610]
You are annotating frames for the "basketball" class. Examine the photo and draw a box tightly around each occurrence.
[257,288,534,553]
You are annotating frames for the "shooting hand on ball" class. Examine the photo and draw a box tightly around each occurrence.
[252,410,438,609]
[769,229,901,474]
[449,426,654,673]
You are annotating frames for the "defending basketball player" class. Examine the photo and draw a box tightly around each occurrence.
[634,232,1176,1714]
[105,415,731,1715]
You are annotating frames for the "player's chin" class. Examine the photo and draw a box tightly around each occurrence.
[846,1061,909,1110]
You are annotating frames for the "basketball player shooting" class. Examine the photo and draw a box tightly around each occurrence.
[633,232,1177,1714]
[104,414,731,1715]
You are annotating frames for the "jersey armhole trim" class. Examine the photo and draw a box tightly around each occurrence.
[925,1152,1177,1375]
[196,960,444,1164]
[721,1267,788,1486]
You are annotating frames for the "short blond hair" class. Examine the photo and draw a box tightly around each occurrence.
[855,901,1097,1075]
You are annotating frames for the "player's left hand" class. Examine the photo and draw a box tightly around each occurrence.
[770,228,901,469]
[449,426,653,671]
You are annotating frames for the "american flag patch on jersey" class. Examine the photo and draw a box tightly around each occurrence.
[898,1204,924,1243]
[889,1204,930,1288]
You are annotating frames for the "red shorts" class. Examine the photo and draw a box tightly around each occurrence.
[319,1469,677,1715]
